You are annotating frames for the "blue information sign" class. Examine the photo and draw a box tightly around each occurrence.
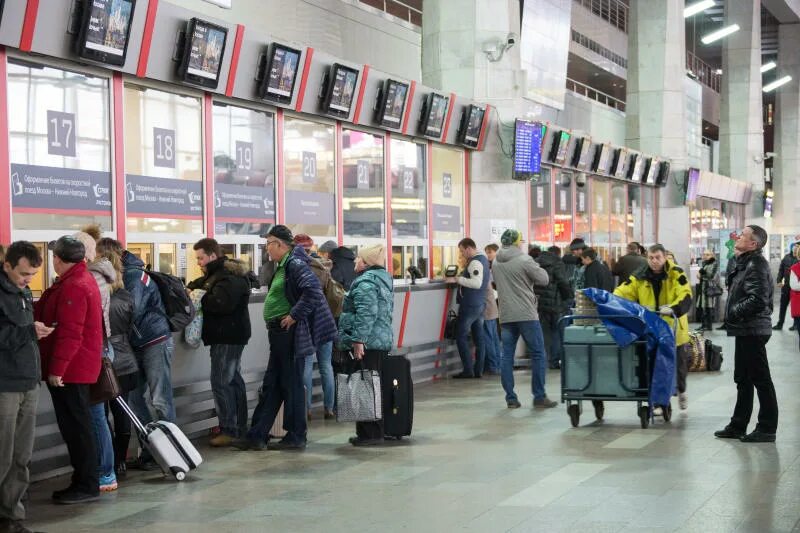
[513,120,542,175]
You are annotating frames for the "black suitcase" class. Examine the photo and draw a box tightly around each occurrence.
[381,354,413,438]
[704,339,723,371]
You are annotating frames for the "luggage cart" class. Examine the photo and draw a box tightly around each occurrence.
[558,313,677,429]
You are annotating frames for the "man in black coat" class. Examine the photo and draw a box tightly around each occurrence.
[581,248,615,292]
[715,225,778,443]
[188,238,252,447]
[773,243,799,331]
[612,242,647,285]
[318,240,357,290]
[535,246,573,369]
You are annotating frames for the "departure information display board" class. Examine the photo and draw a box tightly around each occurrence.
[513,119,542,179]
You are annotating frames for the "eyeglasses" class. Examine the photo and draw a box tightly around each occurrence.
[266,239,280,247]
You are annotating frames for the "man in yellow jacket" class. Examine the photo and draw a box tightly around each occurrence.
[614,244,693,411]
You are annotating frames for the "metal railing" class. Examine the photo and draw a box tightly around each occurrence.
[686,51,721,93]
[573,0,629,33]
[571,29,628,69]
[566,78,626,112]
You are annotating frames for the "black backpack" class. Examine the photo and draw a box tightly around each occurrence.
[704,339,723,371]
[145,270,195,332]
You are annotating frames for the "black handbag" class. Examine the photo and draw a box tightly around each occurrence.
[444,310,458,340]
[90,357,121,405]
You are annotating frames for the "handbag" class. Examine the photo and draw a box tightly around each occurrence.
[183,289,205,348]
[705,281,723,298]
[335,366,382,422]
[444,310,458,340]
[687,331,707,372]
[90,357,121,405]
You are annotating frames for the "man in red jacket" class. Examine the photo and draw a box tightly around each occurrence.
[35,236,103,504]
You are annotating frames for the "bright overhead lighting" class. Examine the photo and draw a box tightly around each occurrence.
[761,61,777,73]
[684,0,715,18]
[763,75,792,92]
[701,24,740,44]
[714,69,723,75]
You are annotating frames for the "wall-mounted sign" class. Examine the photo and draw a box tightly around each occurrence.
[432,204,460,232]
[577,190,586,213]
[536,186,544,209]
[215,183,275,221]
[356,160,370,190]
[301,151,317,183]
[284,190,335,226]
[47,111,76,158]
[126,175,202,218]
[559,189,567,212]
[401,168,414,193]
[235,141,253,171]
[513,120,542,178]
[442,172,452,198]
[153,128,176,169]
[10,164,111,215]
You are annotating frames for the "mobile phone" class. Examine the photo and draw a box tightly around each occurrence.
[444,265,458,277]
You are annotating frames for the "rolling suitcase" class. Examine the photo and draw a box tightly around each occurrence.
[116,397,202,481]
[381,354,413,439]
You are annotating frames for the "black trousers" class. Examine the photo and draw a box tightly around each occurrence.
[730,335,779,434]
[107,372,138,466]
[48,384,98,494]
[355,350,386,440]
[676,343,690,394]
[777,288,790,326]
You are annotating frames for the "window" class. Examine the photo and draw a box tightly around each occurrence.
[283,117,336,237]
[642,187,657,244]
[610,182,626,244]
[124,85,203,234]
[627,185,642,243]
[553,170,573,244]
[530,168,552,243]
[391,245,426,280]
[7,61,112,231]
[430,145,465,278]
[574,183,590,241]
[342,129,385,239]
[390,139,427,240]
[591,178,610,246]
[212,103,276,236]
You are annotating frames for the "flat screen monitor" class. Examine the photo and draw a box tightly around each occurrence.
[611,148,628,179]
[258,43,302,104]
[76,0,136,66]
[177,18,228,89]
[571,137,592,170]
[513,120,543,180]
[539,123,549,155]
[643,158,659,185]
[593,144,612,174]
[456,105,485,148]
[418,92,449,138]
[375,79,409,128]
[549,131,572,165]
[321,63,360,118]
[627,153,644,182]
[656,161,670,187]
[685,168,700,203]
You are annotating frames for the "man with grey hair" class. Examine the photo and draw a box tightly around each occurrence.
[715,225,778,443]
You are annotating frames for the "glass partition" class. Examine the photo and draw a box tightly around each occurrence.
[124,84,203,234]
[553,170,573,246]
[283,117,336,237]
[530,168,552,244]
[390,138,427,240]
[642,187,657,244]
[627,184,642,243]
[342,129,385,239]
[574,184,590,242]
[391,245,426,280]
[430,146,464,242]
[7,61,112,231]
[591,178,610,260]
[609,182,626,262]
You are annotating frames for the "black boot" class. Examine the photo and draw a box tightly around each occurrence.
[114,432,131,478]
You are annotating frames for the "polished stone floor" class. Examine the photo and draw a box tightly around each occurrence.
[27,325,800,533]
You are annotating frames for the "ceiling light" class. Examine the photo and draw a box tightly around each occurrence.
[760,61,776,73]
[684,0,715,18]
[701,24,740,44]
[714,69,723,75]
[763,75,792,92]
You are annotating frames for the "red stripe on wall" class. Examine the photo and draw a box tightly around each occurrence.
[440,93,456,143]
[525,175,532,243]
[476,104,491,151]
[112,73,127,246]
[426,140,434,278]
[351,65,370,124]
[0,48,12,244]
[136,0,160,78]
[14,207,112,217]
[396,291,411,348]
[434,288,453,379]
[385,132,393,267]
[336,121,344,246]
[464,153,470,237]
[19,0,40,52]
[276,109,285,225]
[400,81,416,135]
[203,93,215,237]
[127,213,202,220]
[294,47,314,112]
[216,217,276,224]
[225,24,245,97]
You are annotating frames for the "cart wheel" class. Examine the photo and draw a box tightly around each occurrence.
[593,401,604,421]
[638,406,649,429]
[663,403,672,422]
[568,404,580,427]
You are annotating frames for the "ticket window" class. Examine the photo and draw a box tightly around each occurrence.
[239,244,255,271]
[391,245,427,281]
[27,243,48,298]
[431,245,459,279]
[185,244,203,284]
[127,243,153,270]
[431,146,465,279]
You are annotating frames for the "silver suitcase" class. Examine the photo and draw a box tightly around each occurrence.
[116,397,202,481]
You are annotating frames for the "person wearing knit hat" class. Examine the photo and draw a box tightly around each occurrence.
[358,244,385,268]
[564,237,588,295]
[71,232,97,262]
[318,240,338,255]
[293,234,314,251]
[500,229,522,248]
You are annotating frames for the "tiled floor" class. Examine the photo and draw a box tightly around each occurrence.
[27,326,800,533]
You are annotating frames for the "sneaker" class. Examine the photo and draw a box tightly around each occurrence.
[678,392,688,410]
[209,434,235,447]
[52,490,100,505]
[99,473,118,492]
[114,461,127,479]
[506,399,522,409]
[127,457,159,471]
[231,438,266,451]
[324,409,335,420]
[533,397,558,409]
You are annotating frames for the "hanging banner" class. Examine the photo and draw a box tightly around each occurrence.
[284,190,336,226]
[126,175,203,218]
[214,183,275,222]
[10,164,111,215]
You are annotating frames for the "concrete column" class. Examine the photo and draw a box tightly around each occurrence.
[773,23,800,235]
[626,0,689,262]
[718,0,764,224]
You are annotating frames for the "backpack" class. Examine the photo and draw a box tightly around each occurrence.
[145,270,195,332]
[309,257,345,318]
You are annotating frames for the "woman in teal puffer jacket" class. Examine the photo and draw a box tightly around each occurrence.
[338,244,394,446]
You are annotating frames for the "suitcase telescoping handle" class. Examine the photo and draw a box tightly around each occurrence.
[115,396,148,435]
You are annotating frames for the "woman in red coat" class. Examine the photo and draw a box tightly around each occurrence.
[34,236,103,504]
[789,245,800,351]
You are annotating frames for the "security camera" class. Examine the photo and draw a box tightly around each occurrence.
[506,33,517,47]
[576,173,587,188]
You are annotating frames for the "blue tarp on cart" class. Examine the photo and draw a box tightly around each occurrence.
[582,288,676,408]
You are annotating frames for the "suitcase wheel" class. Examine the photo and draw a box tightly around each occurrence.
[170,467,186,481]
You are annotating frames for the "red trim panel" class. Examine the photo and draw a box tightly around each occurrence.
[127,213,202,220]
[19,0,40,52]
[526,177,532,242]
[464,153,470,236]
[351,65,370,124]
[203,93,215,237]
[385,132,392,267]
[476,104,491,151]
[294,48,314,112]
[225,24,246,97]
[112,74,127,246]
[400,81,416,135]
[216,217,276,224]
[137,0,160,78]
[276,109,285,225]
[434,288,453,380]
[396,291,411,348]
[426,140,434,278]
[0,48,12,244]
[440,93,456,143]
[336,121,344,245]
[13,207,111,217]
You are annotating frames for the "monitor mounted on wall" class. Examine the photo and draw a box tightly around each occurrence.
[611,147,628,179]
[684,168,700,204]
[177,18,228,89]
[655,161,670,187]
[456,104,485,148]
[374,79,410,128]
[76,0,137,67]
[513,119,543,181]
[571,136,593,170]
[592,144,613,175]
[258,43,302,104]
[548,130,572,165]
[320,63,360,118]
[418,92,449,138]
[627,153,644,182]
[643,158,660,185]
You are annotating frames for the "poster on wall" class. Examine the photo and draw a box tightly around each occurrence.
[284,190,336,226]
[432,204,461,232]
[215,183,275,222]
[10,164,112,215]
[125,174,203,218]
[490,219,515,241]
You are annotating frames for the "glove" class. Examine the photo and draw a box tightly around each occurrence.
[658,305,673,316]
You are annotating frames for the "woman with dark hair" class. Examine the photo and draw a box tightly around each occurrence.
[697,250,721,331]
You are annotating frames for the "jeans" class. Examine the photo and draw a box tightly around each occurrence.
[130,337,176,424]
[89,402,115,482]
[248,325,307,445]
[48,384,98,494]
[730,335,778,434]
[210,344,248,438]
[482,319,502,372]
[456,304,486,376]
[0,388,38,520]
[500,320,548,402]
[539,311,564,367]
[304,340,335,411]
